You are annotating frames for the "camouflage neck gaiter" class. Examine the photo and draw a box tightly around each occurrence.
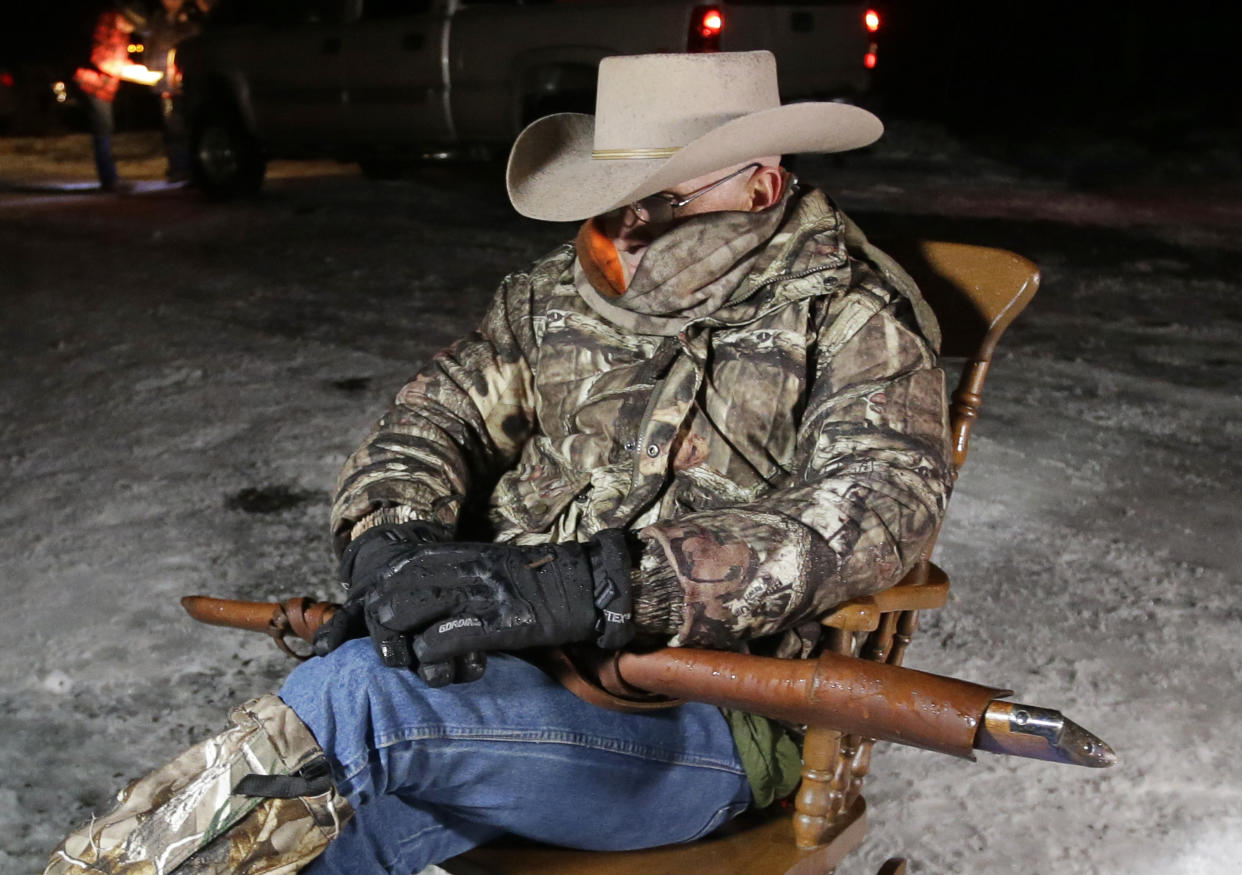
[573,189,796,336]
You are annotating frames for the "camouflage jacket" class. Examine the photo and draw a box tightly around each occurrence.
[331,188,952,657]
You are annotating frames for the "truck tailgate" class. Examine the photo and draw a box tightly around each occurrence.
[721,1,871,98]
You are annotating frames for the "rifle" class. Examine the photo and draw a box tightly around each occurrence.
[180,595,1116,768]
[179,595,336,659]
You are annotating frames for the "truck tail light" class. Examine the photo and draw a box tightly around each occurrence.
[688,6,724,52]
[0,72,15,88]
[863,10,880,69]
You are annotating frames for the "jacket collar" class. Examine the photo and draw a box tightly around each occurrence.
[572,186,847,336]
[570,186,940,350]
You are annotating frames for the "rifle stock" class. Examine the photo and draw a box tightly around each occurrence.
[180,595,337,659]
[180,596,1115,767]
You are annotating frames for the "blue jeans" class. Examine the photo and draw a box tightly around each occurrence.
[279,640,752,875]
[79,89,118,189]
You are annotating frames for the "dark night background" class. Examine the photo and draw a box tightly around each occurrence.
[5,0,1242,156]
[871,2,1242,153]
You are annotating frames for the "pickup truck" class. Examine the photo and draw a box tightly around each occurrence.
[175,0,882,196]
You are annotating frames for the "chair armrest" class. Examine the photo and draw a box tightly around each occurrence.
[821,564,949,632]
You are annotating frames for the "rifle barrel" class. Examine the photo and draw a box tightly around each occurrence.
[616,648,1116,767]
[975,700,1117,767]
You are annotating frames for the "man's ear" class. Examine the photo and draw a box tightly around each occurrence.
[747,165,786,212]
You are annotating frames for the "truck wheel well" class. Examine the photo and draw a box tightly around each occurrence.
[189,89,265,199]
[519,63,598,128]
[192,77,253,135]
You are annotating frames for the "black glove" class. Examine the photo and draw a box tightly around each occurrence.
[313,520,486,684]
[363,529,634,684]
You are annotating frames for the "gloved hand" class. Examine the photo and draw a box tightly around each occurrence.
[363,529,634,685]
[313,520,487,684]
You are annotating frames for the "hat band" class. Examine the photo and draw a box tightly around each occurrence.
[591,147,680,160]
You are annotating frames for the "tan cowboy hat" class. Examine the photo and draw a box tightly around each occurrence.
[506,51,883,222]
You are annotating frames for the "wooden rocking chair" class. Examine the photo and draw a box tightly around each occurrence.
[443,241,1044,875]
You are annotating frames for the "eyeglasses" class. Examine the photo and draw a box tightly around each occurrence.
[626,162,762,225]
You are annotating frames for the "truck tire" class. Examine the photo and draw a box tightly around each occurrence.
[191,101,265,199]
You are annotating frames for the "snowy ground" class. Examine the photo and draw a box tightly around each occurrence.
[1,125,1239,874]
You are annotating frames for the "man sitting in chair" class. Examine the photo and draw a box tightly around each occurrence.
[46,51,952,875]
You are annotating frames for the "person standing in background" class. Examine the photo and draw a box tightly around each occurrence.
[145,0,210,183]
[73,3,163,192]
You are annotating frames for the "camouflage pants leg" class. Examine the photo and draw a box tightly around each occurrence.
[44,694,353,875]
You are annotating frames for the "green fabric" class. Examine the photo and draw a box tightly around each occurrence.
[723,708,803,808]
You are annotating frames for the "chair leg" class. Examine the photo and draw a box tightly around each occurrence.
[841,735,872,813]
[791,608,926,873]
[795,723,851,847]
[782,797,868,875]
[794,628,855,848]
